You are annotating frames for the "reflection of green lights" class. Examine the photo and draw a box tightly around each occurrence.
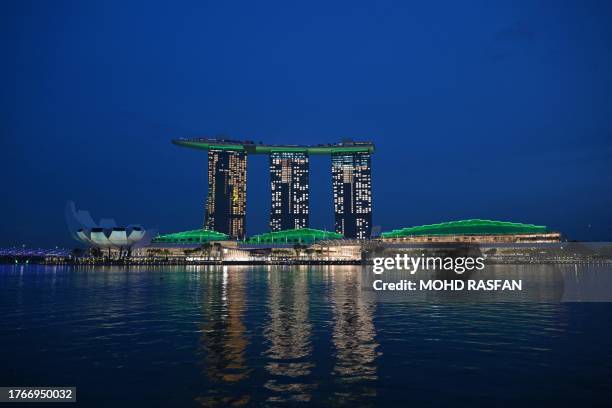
[381,219,549,238]
[245,228,343,244]
[152,229,229,244]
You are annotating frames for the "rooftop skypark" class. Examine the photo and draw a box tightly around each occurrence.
[172,138,375,154]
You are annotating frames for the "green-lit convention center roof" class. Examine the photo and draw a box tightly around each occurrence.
[172,138,375,154]
[245,228,343,244]
[151,229,229,244]
[381,219,549,238]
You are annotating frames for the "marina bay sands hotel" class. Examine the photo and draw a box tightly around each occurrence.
[172,138,374,240]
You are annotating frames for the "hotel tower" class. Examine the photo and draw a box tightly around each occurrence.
[204,148,247,239]
[172,138,374,240]
[332,151,372,239]
[269,151,310,231]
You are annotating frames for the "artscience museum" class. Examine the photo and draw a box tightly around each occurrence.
[75,227,146,253]
[65,201,151,257]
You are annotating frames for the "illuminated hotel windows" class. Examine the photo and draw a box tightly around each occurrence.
[332,152,372,239]
[269,151,309,231]
[174,138,374,239]
[204,149,247,239]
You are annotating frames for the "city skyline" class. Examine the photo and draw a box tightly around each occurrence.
[2,2,612,407]
[2,1,612,247]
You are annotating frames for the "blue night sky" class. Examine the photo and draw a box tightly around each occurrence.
[1,0,611,247]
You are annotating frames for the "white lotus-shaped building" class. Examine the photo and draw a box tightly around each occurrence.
[76,227,146,249]
[66,201,151,252]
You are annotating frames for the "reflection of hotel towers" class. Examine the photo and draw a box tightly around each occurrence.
[329,266,379,402]
[205,150,247,239]
[270,152,309,231]
[197,267,251,407]
[264,269,315,403]
[332,152,373,239]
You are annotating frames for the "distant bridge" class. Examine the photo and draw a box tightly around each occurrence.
[0,247,71,263]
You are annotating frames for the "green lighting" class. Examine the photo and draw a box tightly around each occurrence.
[255,146,373,155]
[152,229,230,244]
[172,140,245,151]
[381,219,549,238]
[268,147,308,153]
[172,139,374,155]
[209,145,245,151]
[245,228,343,244]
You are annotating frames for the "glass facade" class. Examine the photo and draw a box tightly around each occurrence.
[332,152,372,239]
[269,151,310,231]
[205,149,247,239]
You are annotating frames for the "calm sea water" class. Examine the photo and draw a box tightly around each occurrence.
[1,264,612,407]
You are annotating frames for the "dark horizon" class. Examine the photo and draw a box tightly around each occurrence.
[2,0,612,247]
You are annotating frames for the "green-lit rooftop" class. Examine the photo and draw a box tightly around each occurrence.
[245,228,343,244]
[172,138,375,155]
[381,219,549,238]
[152,229,229,244]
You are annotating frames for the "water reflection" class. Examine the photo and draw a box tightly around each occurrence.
[197,267,251,407]
[264,267,315,403]
[328,266,380,405]
[2,265,612,405]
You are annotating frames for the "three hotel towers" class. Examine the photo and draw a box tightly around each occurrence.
[172,138,374,240]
